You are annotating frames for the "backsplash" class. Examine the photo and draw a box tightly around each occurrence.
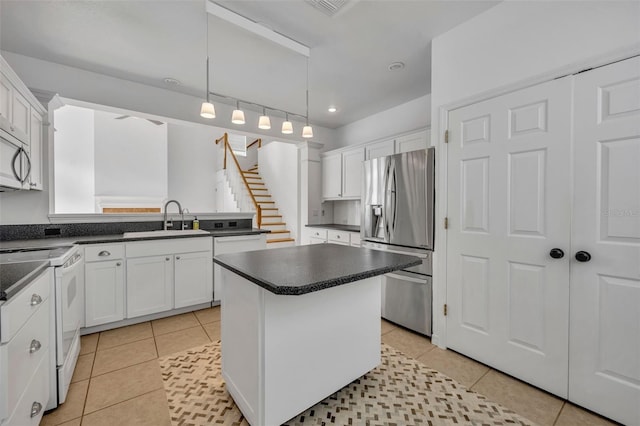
[332,200,360,226]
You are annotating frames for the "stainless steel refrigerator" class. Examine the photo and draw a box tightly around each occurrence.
[361,148,435,336]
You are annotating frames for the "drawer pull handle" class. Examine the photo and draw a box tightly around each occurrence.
[166,257,170,261]
[116,262,122,266]
[29,339,42,354]
[30,294,42,306]
[98,250,111,257]
[31,401,42,418]
[176,256,181,260]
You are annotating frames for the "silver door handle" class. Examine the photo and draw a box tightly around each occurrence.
[176,256,181,260]
[21,150,32,183]
[29,339,42,354]
[30,401,42,418]
[30,294,42,306]
[98,250,111,257]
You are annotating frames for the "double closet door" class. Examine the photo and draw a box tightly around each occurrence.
[446,56,640,426]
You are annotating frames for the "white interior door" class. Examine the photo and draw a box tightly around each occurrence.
[446,77,572,397]
[569,56,640,426]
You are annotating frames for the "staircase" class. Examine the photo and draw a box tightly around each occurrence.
[243,165,296,248]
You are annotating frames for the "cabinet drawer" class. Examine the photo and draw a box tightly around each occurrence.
[5,299,50,412]
[309,237,327,245]
[308,229,327,239]
[327,230,350,243]
[85,243,124,262]
[0,268,51,343]
[126,237,212,258]
[5,353,49,426]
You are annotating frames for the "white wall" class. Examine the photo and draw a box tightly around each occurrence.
[54,105,96,213]
[258,141,299,240]
[430,0,640,348]
[334,94,430,149]
[94,111,167,200]
[168,123,218,213]
[0,51,337,224]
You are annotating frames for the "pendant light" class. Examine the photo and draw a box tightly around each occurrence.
[282,113,293,134]
[200,13,215,119]
[302,58,313,138]
[258,107,271,129]
[232,100,245,124]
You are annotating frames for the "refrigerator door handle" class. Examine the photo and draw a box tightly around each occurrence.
[383,159,392,242]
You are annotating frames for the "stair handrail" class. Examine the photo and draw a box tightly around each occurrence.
[216,133,262,228]
[247,138,261,149]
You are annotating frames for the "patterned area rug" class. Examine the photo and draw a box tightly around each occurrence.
[159,341,534,426]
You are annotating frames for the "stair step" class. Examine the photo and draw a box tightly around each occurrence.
[257,201,275,204]
[249,167,258,172]
[261,207,277,211]
[243,171,259,175]
[269,230,290,235]
[263,215,282,218]
[267,238,295,244]
[245,176,262,180]
[248,182,265,186]
[254,194,271,198]
[250,188,268,191]
[261,221,286,226]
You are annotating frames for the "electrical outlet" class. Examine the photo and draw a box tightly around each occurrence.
[214,223,223,228]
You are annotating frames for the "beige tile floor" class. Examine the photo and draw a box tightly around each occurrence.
[42,308,616,426]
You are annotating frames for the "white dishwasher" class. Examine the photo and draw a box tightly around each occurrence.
[213,234,266,302]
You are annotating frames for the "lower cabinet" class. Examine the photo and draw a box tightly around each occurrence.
[125,237,213,319]
[85,260,125,327]
[126,255,174,318]
[174,251,213,309]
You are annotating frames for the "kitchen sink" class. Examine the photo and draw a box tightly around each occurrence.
[123,229,210,238]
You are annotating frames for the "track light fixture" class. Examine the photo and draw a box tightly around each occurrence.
[258,107,271,130]
[231,100,245,125]
[281,113,293,134]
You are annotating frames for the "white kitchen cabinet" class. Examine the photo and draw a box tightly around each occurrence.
[174,251,213,309]
[321,146,364,200]
[125,237,213,318]
[85,259,125,327]
[395,130,429,154]
[304,227,361,246]
[127,255,174,318]
[28,109,43,190]
[365,139,395,160]
[213,234,267,302]
[341,148,364,198]
[0,268,52,426]
[0,74,11,132]
[309,237,327,244]
[321,153,342,199]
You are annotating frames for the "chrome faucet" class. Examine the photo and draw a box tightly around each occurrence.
[163,199,184,230]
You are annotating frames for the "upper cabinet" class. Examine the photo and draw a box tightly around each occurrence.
[322,146,364,200]
[0,55,46,191]
[365,139,395,160]
[395,130,430,154]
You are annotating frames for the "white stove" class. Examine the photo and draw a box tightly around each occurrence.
[0,244,83,410]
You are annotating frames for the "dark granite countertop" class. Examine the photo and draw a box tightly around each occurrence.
[0,228,268,250]
[214,243,421,295]
[306,224,360,233]
[0,261,49,301]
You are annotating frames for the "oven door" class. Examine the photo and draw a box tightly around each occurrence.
[55,250,83,402]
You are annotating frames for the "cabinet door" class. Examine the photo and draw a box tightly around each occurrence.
[341,147,364,198]
[365,139,395,160]
[395,130,428,154]
[321,153,342,199]
[28,110,43,190]
[213,235,265,302]
[85,260,125,327]
[126,255,173,318]
[174,251,213,308]
[10,89,30,143]
[0,73,11,131]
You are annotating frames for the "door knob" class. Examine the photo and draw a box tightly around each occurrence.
[549,248,564,259]
[575,251,591,262]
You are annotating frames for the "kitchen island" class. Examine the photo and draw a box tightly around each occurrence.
[214,243,421,426]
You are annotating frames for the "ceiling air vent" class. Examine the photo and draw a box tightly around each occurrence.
[304,0,351,17]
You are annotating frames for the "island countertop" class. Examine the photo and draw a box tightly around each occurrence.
[214,243,421,295]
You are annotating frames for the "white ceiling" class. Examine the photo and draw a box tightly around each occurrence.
[0,0,498,128]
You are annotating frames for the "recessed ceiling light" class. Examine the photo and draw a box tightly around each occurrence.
[163,77,181,86]
[328,106,337,113]
[388,62,405,71]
